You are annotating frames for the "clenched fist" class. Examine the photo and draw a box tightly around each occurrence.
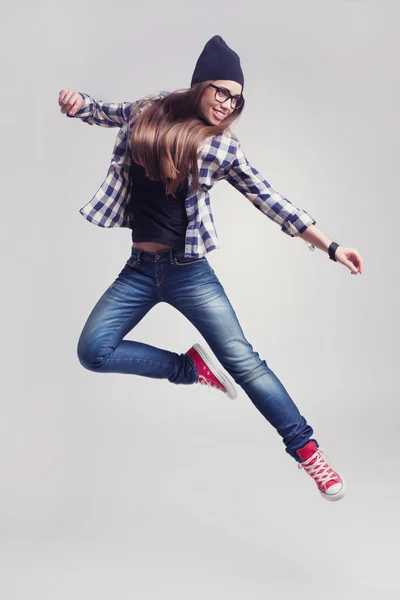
[59,90,83,116]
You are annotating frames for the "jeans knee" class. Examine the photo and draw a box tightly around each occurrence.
[77,335,107,372]
[239,357,271,385]
[226,349,271,386]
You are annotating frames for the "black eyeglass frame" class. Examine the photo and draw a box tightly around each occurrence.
[208,83,244,110]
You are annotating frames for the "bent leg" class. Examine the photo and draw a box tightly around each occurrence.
[77,265,196,384]
[165,262,317,460]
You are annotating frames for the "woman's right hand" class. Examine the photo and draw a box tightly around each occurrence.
[58,90,83,116]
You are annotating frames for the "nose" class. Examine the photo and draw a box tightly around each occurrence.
[216,102,230,114]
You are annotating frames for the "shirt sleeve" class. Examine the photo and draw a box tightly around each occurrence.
[225,139,316,251]
[66,93,137,128]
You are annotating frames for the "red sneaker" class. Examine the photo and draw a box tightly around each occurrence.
[297,441,346,502]
[186,343,237,399]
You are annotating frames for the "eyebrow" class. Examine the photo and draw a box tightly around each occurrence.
[218,85,242,98]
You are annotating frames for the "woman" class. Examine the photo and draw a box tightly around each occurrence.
[59,35,363,502]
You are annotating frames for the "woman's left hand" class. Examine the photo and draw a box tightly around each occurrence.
[334,246,363,275]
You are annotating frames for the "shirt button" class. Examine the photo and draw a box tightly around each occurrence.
[155,254,161,261]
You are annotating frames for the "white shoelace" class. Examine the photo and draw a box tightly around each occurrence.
[298,450,336,485]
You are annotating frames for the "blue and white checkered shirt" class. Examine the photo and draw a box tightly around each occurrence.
[67,90,316,257]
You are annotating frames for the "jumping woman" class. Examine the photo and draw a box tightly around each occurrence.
[59,35,363,502]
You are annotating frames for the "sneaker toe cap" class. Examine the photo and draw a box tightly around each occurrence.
[326,482,343,496]
[323,481,346,501]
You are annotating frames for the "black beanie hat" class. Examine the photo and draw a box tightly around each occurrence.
[190,35,244,90]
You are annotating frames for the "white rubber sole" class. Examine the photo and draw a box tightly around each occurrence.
[192,343,237,399]
[320,479,347,502]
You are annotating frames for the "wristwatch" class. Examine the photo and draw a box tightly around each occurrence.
[328,241,340,262]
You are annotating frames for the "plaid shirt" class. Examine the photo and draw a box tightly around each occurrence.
[68,91,316,257]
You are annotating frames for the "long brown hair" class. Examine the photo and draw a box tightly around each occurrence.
[129,81,245,197]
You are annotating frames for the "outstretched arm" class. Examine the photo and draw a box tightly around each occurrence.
[59,89,135,127]
[225,139,316,250]
[226,139,363,275]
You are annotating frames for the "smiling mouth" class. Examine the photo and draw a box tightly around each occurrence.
[212,107,227,119]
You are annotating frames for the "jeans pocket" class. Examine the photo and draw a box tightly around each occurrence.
[173,256,207,266]
[126,256,140,268]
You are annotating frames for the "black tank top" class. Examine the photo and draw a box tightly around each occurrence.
[128,160,189,248]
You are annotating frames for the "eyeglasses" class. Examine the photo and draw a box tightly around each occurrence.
[208,83,244,110]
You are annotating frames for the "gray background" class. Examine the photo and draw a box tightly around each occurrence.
[1,0,399,598]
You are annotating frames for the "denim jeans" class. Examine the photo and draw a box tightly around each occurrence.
[77,247,318,461]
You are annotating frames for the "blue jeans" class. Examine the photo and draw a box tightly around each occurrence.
[77,247,318,461]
